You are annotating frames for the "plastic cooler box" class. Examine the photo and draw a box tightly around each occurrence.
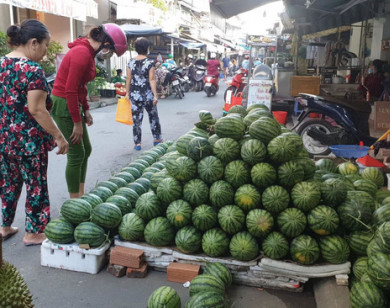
[41,239,110,274]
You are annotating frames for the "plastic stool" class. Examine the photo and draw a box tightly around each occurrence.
[293,99,303,116]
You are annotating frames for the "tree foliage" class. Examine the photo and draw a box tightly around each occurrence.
[0,31,11,57]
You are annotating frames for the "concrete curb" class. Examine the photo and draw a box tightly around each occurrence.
[89,97,118,110]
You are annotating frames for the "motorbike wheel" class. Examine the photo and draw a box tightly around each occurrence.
[224,86,237,102]
[183,83,190,92]
[175,86,183,99]
[206,88,212,97]
[296,119,337,156]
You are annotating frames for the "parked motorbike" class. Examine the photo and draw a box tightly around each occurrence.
[180,66,192,92]
[46,73,56,93]
[164,67,185,99]
[203,74,219,97]
[292,93,376,156]
[224,68,248,101]
[194,65,206,92]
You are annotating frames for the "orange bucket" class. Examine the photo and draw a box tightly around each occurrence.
[272,111,288,125]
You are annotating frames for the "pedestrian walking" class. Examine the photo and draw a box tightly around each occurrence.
[126,37,162,151]
[155,62,169,98]
[51,24,127,199]
[0,20,69,245]
[222,53,230,81]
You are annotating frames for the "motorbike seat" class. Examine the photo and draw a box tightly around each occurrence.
[320,95,371,113]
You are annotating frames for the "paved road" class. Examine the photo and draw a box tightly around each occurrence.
[2,83,316,308]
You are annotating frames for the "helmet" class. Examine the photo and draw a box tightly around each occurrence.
[188,54,193,59]
[210,52,216,59]
[102,23,127,57]
[168,53,173,59]
[200,53,205,58]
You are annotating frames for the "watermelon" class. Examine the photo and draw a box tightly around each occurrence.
[240,139,267,165]
[373,204,390,226]
[315,158,338,173]
[80,193,103,209]
[156,177,182,207]
[229,231,259,261]
[247,103,269,113]
[251,163,277,189]
[151,162,165,170]
[134,178,151,191]
[347,230,374,256]
[246,209,274,239]
[197,156,224,185]
[115,187,139,206]
[360,273,373,283]
[203,262,232,288]
[97,181,118,193]
[338,161,359,175]
[278,161,305,188]
[320,178,347,207]
[60,198,91,225]
[383,196,390,205]
[367,239,383,257]
[144,217,174,246]
[350,281,388,308]
[127,182,148,196]
[187,137,213,161]
[376,190,390,203]
[106,195,132,215]
[361,167,384,188]
[262,185,290,215]
[183,179,209,206]
[189,274,225,297]
[277,208,307,238]
[166,200,192,228]
[192,204,217,231]
[129,161,148,172]
[208,134,220,146]
[135,191,163,222]
[292,158,316,180]
[147,286,181,308]
[122,166,142,179]
[353,256,368,280]
[367,252,390,289]
[167,156,197,182]
[176,134,196,155]
[267,133,303,164]
[218,205,245,235]
[319,235,350,264]
[239,135,253,147]
[291,181,321,212]
[199,110,215,124]
[338,198,372,231]
[353,179,378,198]
[202,228,230,257]
[44,219,75,244]
[375,222,390,253]
[89,186,113,202]
[108,176,128,189]
[213,138,241,164]
[347,190,376,211]
[229,105,247,117]
[175,226,202,254]
[262,231,289,260]
[248,117,281,144]
[224,160,251,189]
[215,115,246,141]
[115,172,135,183]
[74,222,106,247]
[234,184,261,213]
[290,235,320,265]
[150,169,170,192]
[209,180,234,208]
[118,213,145,241]
[91,202,122,229]
[307,205,339,235]
[243,111,264,127]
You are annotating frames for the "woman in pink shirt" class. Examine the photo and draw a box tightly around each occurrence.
[207,53,221,79]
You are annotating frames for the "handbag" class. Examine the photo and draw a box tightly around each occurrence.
[224,92,243,112]
[115,97,133,125]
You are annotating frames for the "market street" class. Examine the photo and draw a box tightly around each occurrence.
[2,84,315,308]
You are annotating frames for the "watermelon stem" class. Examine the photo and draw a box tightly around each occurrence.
[346,214,372,231]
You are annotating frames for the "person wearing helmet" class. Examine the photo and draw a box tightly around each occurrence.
[186,54,194,66]
[164,53,176,69]
[222,53,230,81]
[206,52,221,79]
[126,37,162,151]
[195,52,207,67]
[51,23,127,198]
[241,54,250,70]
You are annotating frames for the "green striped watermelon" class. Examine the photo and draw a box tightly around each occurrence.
[192,204,217,231]
[347,230,374,256]
[208,134,220,146]
[361,167,384,188]
[91,202,122,229]
[234,184,261,213]
[106,195,132,215]
[248,117,281,145]
[367,252,390,289]
[183,179,209,206]
[127,182,148,196]
[291,181,321,212]
[353,256,368,280]
[277,208,307,238]
[202,228,230,257]
[267,133,303,164]
[290,235,320,265]
[320,178,347,207]
[373,204,390,226]
[338,199,372,232]
[108,176,128,189]
[156,177,182,207]
[80,193,103,209]
[367,239,383,257]
[262,231,289,260]
[135,191,162,222]
[292,158,316,181]
[189,274,225,297]
[229,105,247,117]
[60,198,91,225]
[150,169,170,192]
[315,158,338,173]
[114,172,135,183]
[246,209,274,239]
[147,286,181,308]
[347,190,376,211]
[307,205,339,235]
[176,134,194,155]
[209,180,234,208]
[166,200,192,228]
[239,135,253,147]
[199,110,215,124]
[229,231,259,261]
[118,213,145,241]
[89,186,113,202]
[175,226,202,254]
[115,187,139,206]
[144,217,174,246]
[278,161,304,188]
[203,262,232,288]
[167,156,197,182]
[262,185,290,215]
[224,160,251,189]
[251,163,277,189]
[353,179,378,198]
[213,138,241,164]
[247,103,270,113]
[44,219,75,244]
[134,178,151,191]
[350,281,388,308]
[74,222,106,247]
[218,205,245,235]
[319,235,350,264]
[215,115,246,141]
[97,181,118,193]
[338,161,359,175]
[187,137,213,161]
[197,156,224,185]
[375,222,390,253]
[122,166,142,179]
[240,139,267,165]
[376,190,390,203]
[185,292,225,308]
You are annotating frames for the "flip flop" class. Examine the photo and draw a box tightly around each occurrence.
[134,144,141,151]
[1,227,18,241]
[23,241,43,247]
[153,140,163,146]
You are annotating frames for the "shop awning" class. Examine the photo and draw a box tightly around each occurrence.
[215,36,236,50]
[210,0,279,19]
[179,42,206,49]
[120,24,166,38]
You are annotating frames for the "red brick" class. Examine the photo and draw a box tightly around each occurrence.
[106,264,127,277]
[109,246,144,268]
[167,262,200,283]
[126,262,148,278]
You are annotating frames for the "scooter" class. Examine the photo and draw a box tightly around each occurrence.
[224,68,248,101]
[194,65,206,92]
[164,67,185,99]
[203,74,219,97]
[292,93,377,156]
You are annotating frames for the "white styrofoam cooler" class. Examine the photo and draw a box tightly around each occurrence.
[41,239,110,274]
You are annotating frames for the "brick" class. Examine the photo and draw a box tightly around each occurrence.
[167,262,200,283]
[106,264,127,277]
[109,246,145,268]
[126,262,148,278]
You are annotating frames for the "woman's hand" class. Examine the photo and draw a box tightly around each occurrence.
[84,110,93,126]
[70,122,83,144]
[153,96,158,106]
[55,135,69,155]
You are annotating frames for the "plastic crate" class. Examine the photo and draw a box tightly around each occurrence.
[41,239,110,274]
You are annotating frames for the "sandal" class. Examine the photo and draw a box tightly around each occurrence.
[134,144,141,151]
[0,227,18,241]
[153,139,163,146]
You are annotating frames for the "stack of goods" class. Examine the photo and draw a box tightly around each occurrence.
[108,246,148,278]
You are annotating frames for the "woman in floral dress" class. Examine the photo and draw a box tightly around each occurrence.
[155,62,169,98]
[0,20,68,245]
[126,37,162,150]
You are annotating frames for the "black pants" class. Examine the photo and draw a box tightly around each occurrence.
[131,100,162,144]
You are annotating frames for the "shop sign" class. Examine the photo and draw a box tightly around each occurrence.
[374,101,390,131]
[247,79,273,110]
[246,35,277,47]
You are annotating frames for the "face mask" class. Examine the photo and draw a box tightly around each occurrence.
[201,57,204,60]
[96,49,114,61]
[368,68,374,74]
